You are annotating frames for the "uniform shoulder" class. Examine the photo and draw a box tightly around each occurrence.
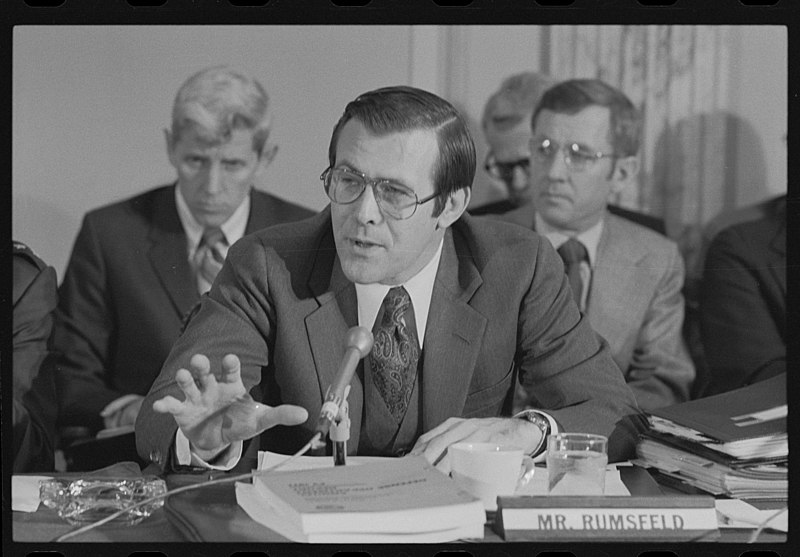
[13,241,47,272]
[13,241,55,303]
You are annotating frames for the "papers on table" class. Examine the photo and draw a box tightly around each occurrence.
[12,475,51,512]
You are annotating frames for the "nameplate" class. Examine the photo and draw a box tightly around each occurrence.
[494,495,720,541]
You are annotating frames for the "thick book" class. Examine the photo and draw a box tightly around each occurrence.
[237,482,484,543]
[250,455,485,537]
[647,374,786,460]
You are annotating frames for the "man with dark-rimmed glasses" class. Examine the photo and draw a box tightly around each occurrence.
[136,85,641,474]
[497,78,695,413]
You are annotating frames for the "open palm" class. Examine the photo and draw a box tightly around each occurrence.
[152,353,307,452]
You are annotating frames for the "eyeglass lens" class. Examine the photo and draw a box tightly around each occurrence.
[323,168,420,219]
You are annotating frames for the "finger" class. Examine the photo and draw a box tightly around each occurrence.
[260,404,309,429]
[220,354,243,385]
[190,354,216,390]
[422,421,478,466]
[411,417,461,455]
[152,395,184,414]
[175,368,202,402]
[119,399,144,426]
[103,413,120,430]
[100,394,141,417]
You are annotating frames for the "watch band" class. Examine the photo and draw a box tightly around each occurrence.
[515,410,552,457]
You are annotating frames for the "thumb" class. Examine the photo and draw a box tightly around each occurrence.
[259,404,309,430]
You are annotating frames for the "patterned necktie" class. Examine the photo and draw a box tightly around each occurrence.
[557,238,588,308]
[194,227,227,294]
[370,287,420,424]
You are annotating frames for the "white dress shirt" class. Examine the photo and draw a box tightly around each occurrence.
[175,185,251,292]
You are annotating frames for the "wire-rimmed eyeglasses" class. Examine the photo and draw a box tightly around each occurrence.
[320,167,437,220]
[530,137,618,172]
[484,153,530,186]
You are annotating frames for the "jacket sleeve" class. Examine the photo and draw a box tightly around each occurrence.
[516,236,643,462]
[700,226,785,394]
[54,215,124,430]
[624,243,695,411]
[13,254,58,472]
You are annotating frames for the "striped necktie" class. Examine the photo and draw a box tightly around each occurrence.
[557,238,588,308]
[194,227,227,294]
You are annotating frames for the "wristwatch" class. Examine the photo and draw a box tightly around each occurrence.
[516,410,552,457]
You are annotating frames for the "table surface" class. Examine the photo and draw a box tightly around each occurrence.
[12,466,786,545]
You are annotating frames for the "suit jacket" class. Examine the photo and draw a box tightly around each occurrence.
[136,209,642,471]
[495,204,695,411]
[13,242,58,472]
[699,197,786,396]
[54,184,315,431]
[470,198,666,235]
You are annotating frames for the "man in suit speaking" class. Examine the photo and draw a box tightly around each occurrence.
[54,66,314,449]
[136,86,641,473]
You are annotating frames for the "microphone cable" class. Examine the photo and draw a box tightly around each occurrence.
[52,431,323,542]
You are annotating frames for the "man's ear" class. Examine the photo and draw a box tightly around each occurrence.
[259,142,279,170]
[436,187,471,229]
[164,129,177,168]
[610,155,640,194]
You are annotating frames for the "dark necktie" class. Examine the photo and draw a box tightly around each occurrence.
[557,238,588,308]
[370,287,420,424]
[194,227,227,294]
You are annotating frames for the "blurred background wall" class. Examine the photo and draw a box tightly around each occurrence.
[13,25,786,280]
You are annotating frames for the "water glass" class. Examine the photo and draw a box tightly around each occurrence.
[546,433,608,495]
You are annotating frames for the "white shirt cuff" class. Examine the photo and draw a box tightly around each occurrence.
[513,409,559,463]
[174,428,243,470]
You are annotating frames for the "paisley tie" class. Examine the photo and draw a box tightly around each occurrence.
[370,287,420,423]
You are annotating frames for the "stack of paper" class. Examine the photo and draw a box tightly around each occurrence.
[636,374,787,501]
[236,455,485,543]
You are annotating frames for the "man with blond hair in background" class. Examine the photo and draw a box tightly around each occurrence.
[54,66,314,468]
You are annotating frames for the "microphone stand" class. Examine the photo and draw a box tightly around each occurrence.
[330,396,350,466]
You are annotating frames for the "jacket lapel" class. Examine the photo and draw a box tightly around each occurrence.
[147,186,199,320]
[303,222,363,451]
[588,216,650,343]
[421,229,487,430]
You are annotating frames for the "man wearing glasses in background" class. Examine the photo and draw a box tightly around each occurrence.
[136,85,642,474]
[495,78,694,412]
[472,72,665,236]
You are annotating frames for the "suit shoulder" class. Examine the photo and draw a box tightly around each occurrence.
[455,213,547,261]
[244,208,329,248]
[606,214,677,254]
[84,184,173,221]
[251,189,317,219]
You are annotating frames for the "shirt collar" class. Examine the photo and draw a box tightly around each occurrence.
[354,238,443,348]
[174,184,251,255]
[535,212,604,267]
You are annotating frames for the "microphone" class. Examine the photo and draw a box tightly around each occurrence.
[315,326,374,438]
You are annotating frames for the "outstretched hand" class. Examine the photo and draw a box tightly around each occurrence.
[152,353,308,453]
